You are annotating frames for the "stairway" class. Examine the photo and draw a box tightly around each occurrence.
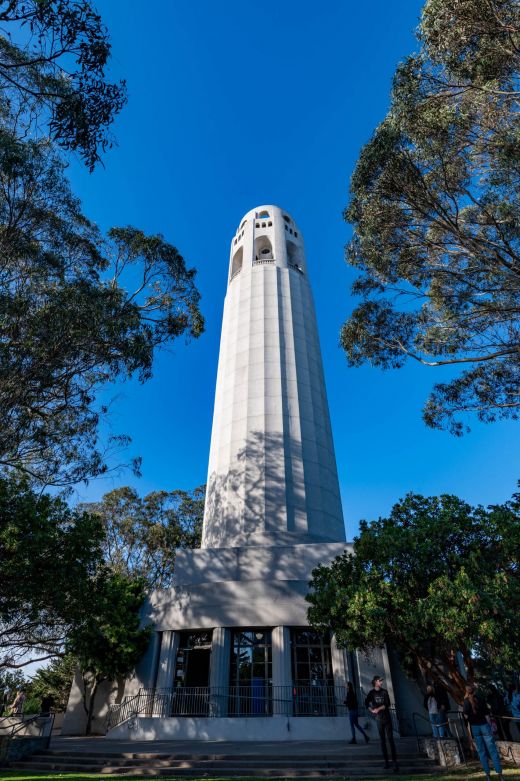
[10,743,441,776]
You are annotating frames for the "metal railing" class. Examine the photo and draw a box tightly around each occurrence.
[412,710,468,766]
[0,712,54,739]
[493,714,520,744]
[107,684,401,732]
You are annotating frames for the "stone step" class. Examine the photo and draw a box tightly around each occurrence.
[34,749,428,761]
[10,762,441,777]
[21,754,434,768]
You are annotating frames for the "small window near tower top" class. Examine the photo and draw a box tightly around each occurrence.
[240,220,247,230]
[283,215,291,223]
[256,222,260,228]
[294,231,298,238]
[262,222,266,228]
[258,210,270,218]
[261,248,270,255]
[268,221,272,226]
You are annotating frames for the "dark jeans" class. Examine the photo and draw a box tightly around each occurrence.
[348,709,369,741]
[377,718,397,763]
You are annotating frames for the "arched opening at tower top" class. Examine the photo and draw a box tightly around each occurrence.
[231,246,243,279]
[287,239,304,272]
[254,235,273,261]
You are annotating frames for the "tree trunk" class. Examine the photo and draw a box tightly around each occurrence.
[85,678,100,735]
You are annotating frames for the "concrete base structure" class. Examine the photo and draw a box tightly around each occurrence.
[62,541,418,739]
[110,715,370,742]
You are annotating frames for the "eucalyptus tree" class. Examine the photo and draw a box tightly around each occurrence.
[83,485,205,589]
[0,0,127,169]
[0,127,203,486]
[342,0,519,434]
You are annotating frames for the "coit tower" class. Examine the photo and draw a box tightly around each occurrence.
[202,205,345,548]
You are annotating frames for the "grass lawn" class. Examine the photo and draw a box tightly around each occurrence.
[1,771,520,781]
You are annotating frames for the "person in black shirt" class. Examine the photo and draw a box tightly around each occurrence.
[463,685,504,781]
[344,681,369,744]
[365,675,399,772]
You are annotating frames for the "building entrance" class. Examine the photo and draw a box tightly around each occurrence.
[172,631,212,715]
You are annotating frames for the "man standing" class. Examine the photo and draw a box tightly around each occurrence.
[365,675,399,772]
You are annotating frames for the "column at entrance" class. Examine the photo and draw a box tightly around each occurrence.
[272,626,292,715]
[209,627,231,716]
[331,634,349,689]
[155,630,180,690]
[331,634,349,717]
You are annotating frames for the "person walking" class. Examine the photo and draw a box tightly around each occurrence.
[423,685,445,737]
[344,681,369,745]
[365,675,399,772]
[463,684,504,781]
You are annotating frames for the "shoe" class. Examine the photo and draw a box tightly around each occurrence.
[364,735,370,744]
[393,764,399,773]
[349,739,357,744]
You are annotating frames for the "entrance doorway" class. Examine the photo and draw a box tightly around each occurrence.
[172,630,212,715]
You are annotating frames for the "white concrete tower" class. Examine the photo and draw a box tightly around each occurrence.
[202,205,345,548]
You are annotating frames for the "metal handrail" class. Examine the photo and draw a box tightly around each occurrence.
[493,714,520,744]
[107,684,404,733]
[412,710,468,767]
[0,712,54,739]
[412,711,449,767]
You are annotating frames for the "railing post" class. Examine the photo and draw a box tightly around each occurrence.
[272,627,292,716]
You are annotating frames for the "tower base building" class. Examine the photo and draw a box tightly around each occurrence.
[63,207,423,739]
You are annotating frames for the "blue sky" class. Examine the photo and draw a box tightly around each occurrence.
[67,0,518,538]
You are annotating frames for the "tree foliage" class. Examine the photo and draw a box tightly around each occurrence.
[342,0,520,434]
[0,474,104,670]
[0,125,203,486]
[25,654,77,712]
[307,491,520,704]
[0,0,127,169]
[82,485,204,589]
[66,572,150,734]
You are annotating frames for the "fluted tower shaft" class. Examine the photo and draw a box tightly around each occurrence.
[202,205,345,548]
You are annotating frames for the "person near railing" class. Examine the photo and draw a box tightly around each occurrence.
[487,685,512,741]
[39,694,54,717]
[463,684,504,781]
[344,681,369,745]
[365,675,399,773]
[423,685,446,738]
[510,685,520,739]
[9,689,25,716]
